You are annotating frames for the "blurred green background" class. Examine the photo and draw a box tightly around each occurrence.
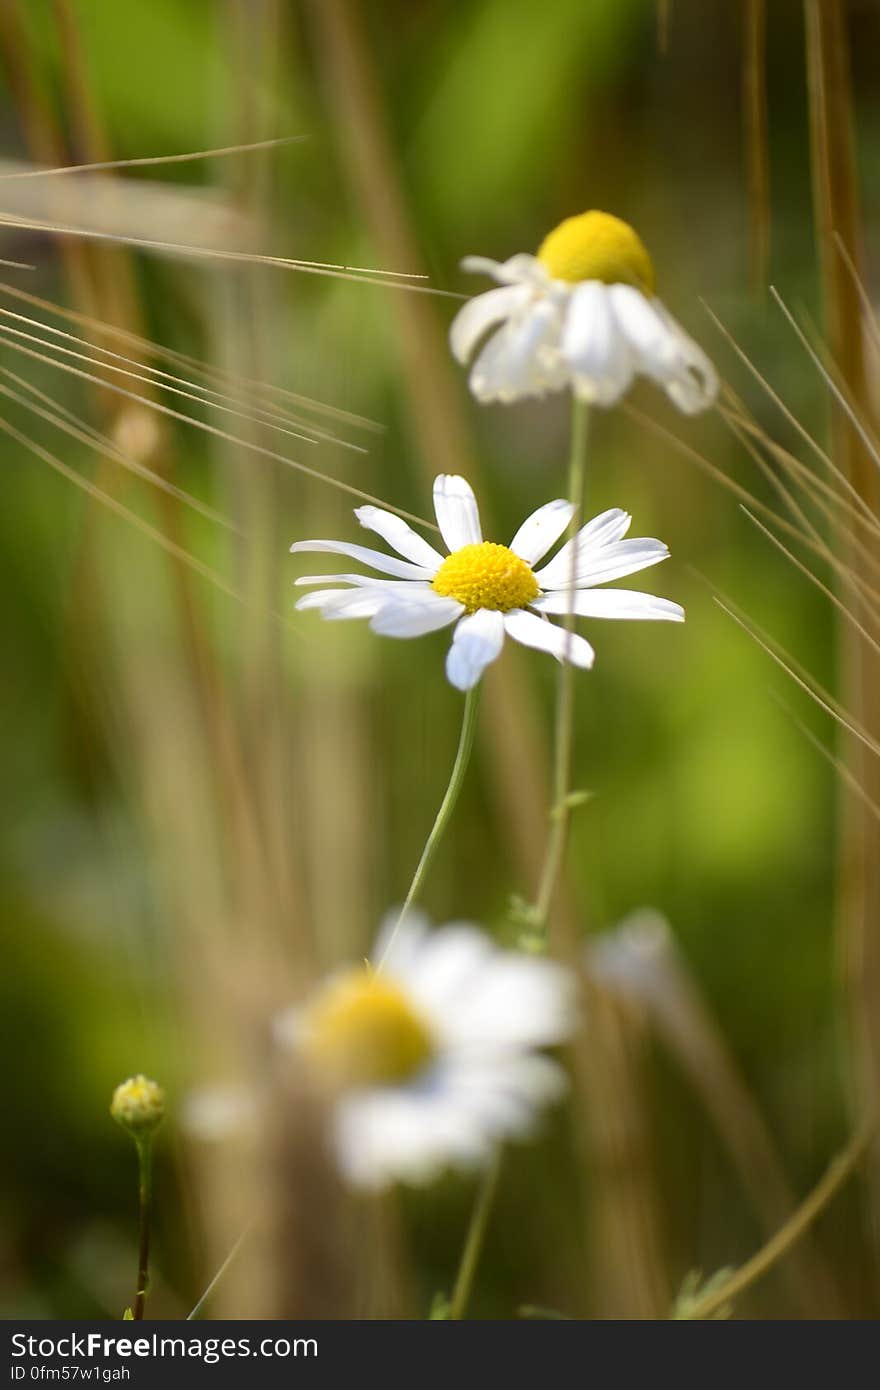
[0,0,878,1319]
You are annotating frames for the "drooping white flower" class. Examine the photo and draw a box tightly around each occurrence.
[449,210,717,413]
[274,913,577,1190]
[291,474,684,691]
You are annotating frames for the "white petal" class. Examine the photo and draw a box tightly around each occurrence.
[442,956,577,1051]
[504,609,594,668]
[295,573,433,591]
[532,589,684,622]
[537,538,669,592]
[532,508,632,587]
[399,925,496,1018]
[566,538,670,588]
[449,283,531,364]
[370,594,463,638]
[333,1086,491,1190]
[432,474,482,549]
[445,609,505,690]
[296,588,390,620]
[460,253,543,286]
[608,285,677,373]
[561,281,634,406]
[578,507,633,546]
[609,286,717,414]
[441,1054,569,1130]
[509,499,576,564]
[290,538,433,579]
[469,298,564,403]
[654,303,719,413]
[354,506,444,569]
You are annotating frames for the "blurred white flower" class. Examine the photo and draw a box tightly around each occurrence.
[181,1084,257,1143]
[585,909,677,1006]
[274,913,577,1191]
[450,210,717,413]
[291,474,684,691]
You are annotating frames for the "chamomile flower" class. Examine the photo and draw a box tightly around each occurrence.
[291,474,684,691]
[450,209,717,412]
[274,913,576,1190]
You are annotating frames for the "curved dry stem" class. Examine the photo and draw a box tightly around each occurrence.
[687,1117,876,1319]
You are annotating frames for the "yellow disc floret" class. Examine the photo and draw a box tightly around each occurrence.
[304,968,435,1089]
[432,541,539,613]
[537,210,655,293]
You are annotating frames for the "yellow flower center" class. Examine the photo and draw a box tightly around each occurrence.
[304,968,435,1089]
[432,541,539,613]
[537,210,656,293]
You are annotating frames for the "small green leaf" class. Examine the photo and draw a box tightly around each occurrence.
[550,789,593,821]
[507,893,539,928]
[671,1267,735,1320]
[429,1291,451,1320]
[563,789,593,811]
[518,1304,572,1320]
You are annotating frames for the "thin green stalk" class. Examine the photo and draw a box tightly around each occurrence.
[531,398,590,940]
[448,1153,502,1320]
[377,687,480,968]
[443,402,590,1317]
[132,1136,153,1320]
[687,1116,876,1319]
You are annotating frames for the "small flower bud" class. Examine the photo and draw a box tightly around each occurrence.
[111,1075,166,1136]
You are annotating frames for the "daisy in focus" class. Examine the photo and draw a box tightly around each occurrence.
[291,474,684,691]
[274,913,576,1190]
[450,209,717,412]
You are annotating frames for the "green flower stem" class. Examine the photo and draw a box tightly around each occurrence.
[377,687,480,969]
[448,1152,502,1320]
[531,398,590,940]
[686,1116,876,1320]
[133,1136,154,1321]
[445,402,589,1318]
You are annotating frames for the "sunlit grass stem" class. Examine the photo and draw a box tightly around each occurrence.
[687,1116,876,1319]
[377,688,480,969]
[187,1221,254,1321]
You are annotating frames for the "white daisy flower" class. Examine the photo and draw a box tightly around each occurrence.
[274,913,577,1190]
[291,473,684,691]
[449,209,717,413]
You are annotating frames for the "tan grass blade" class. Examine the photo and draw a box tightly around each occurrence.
[743,0,771,292]
[587,912,845,1317]
[804,1,880,1260]
[0,324,438,528]
[0,364,238,531]
[0,279,382,433]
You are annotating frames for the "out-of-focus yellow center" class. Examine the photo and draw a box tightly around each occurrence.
[537,210,656,293]
[304,968,434,1089]
[432,541,539,613]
